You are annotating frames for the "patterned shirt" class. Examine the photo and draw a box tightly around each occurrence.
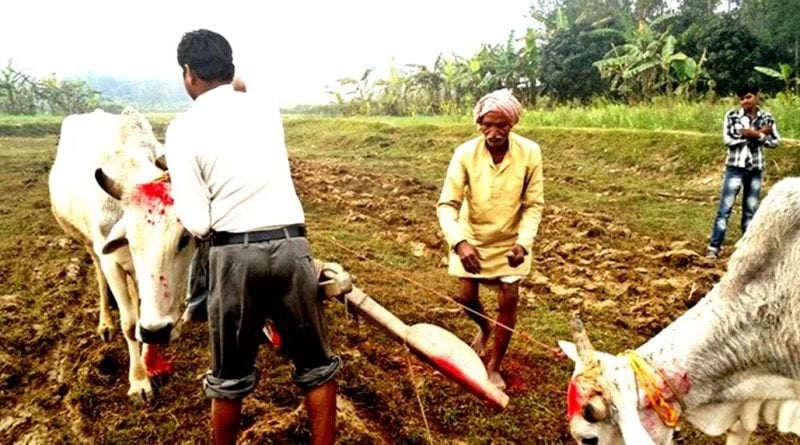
[722,107,780,170]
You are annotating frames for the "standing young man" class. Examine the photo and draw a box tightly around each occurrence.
[166,29,341,445]
[706,84,781,259]
[437,89,544,390]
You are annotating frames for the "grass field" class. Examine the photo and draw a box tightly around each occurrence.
[1,115,799,444]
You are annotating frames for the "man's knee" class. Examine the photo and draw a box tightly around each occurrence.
[497,284,520,312]
[457,278,480,303]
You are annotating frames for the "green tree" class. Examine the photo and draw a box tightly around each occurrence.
[741,0,800,92]
[539,22,618,102]
[680,12,783,95]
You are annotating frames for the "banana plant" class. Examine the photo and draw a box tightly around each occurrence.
[755,63,799,94]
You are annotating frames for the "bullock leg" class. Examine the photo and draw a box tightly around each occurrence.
[99,259,153,403]
[88,250,116,341]
[725,420,753,445]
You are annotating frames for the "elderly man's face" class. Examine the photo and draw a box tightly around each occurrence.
[479,110,512,149]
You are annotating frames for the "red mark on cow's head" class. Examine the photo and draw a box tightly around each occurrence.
[567,379,583,419]
[131,181,174,224]
[133,181,174,206]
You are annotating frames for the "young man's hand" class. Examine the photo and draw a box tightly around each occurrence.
[758,125,773,135]
[455,241,481,274]
[742,128,762,139]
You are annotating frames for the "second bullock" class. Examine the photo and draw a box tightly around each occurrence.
[560,177,800,444]
[49,107,195,402]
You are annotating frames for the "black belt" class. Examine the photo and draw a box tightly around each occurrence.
[211,224,306,246]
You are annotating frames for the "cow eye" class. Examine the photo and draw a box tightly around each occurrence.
[178,234,191,250]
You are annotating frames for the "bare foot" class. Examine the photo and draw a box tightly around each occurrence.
[488,371,506,390]
[471,330,489,358]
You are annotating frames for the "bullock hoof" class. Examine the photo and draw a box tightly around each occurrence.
[97,325,115,342]
[128,382,156,405]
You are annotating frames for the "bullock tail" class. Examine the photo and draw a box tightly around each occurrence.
[722,178,800,295]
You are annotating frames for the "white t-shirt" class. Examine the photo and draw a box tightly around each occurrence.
[165,83,304,237]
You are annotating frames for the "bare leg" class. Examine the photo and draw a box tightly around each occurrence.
[487,281,520,390]
[305,380,337,445]
[456,278,491,357]
[211,398,242,445]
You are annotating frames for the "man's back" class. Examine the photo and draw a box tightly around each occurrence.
[166,84,304,235]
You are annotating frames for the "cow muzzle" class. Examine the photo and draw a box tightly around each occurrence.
[137,322,174,344]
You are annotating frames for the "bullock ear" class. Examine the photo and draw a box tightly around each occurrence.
[102,220,128,254]
[95,168,125,200]
[558,341,580,363]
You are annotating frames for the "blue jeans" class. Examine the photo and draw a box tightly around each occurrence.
[708,166,762,250]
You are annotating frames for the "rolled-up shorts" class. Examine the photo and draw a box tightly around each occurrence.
[203,235,341,400]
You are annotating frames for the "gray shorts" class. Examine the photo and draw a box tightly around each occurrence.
[203,236,341,399]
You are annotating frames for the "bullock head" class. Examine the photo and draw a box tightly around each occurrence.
[95,167,195,344]
[559,318,676,445]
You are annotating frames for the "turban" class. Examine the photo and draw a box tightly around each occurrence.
[473,88,522,127]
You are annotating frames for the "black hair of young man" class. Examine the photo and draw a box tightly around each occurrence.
[177,29,235,82]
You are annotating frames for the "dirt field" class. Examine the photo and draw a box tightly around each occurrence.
[0,127,795,444]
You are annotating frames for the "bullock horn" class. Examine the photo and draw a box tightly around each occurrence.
[95,168,125,200]
[154,155,168,171]
[570,315,594,356]
[583,396,608,423]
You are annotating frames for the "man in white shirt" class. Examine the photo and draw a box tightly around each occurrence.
[166,29,340,445]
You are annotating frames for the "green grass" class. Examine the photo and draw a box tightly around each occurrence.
[285,118,800,249]
[4,94,799,141]
[287,94,800,140]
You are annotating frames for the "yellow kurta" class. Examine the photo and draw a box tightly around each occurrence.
[437,133,544,278]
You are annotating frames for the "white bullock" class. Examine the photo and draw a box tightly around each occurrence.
[560,177,800,444]
[49,107,195,401]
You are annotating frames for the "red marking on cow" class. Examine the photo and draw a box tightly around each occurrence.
[654,367,691,402]
[567,379,582,419]
[131,181,173,224]
[143,344,174,377]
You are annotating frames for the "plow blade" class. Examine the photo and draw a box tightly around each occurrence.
[337,286,509,410]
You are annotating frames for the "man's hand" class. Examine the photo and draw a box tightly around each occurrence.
[742,128,763,139]
[758,125,773,136]
[505,244,527,268]
[455,241,481,274]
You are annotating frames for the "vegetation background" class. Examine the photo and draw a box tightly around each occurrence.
[2,0,800,443]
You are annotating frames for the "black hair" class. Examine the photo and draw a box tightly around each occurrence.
[177,29,235,82]
[736,84,760,98]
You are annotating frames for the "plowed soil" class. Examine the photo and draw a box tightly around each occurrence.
[1,135,790,444]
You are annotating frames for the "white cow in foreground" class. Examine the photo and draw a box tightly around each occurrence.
[49,107,195,401]
[560,177,800,444]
